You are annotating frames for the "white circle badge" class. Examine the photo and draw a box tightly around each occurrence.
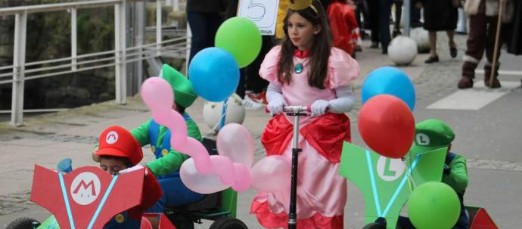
[376,156,406,182]
[105,131,119,144]
[70,172,101,205]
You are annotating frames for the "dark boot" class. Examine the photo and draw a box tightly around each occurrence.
[458,61,477,89]
[484,64,501,88]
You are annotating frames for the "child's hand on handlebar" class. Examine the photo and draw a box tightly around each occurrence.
[311,100,329,116]
[267,97,286,115]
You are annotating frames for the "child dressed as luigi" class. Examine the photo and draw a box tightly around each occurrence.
[95,125,163,228]
[131,64,204,214]
[398,119,470,229]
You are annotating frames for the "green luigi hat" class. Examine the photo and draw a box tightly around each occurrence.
[160,64,198,108]
[410,119,455,153]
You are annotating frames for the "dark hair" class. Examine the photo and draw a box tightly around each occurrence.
[278,0,333,89]
[100,155,133,168]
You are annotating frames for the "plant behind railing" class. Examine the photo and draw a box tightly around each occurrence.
[0,0,188,126]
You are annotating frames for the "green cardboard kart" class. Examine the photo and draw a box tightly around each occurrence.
[339,142,499,229]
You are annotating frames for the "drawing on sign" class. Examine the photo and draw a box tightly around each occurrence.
[238,0,279,35]
[70,172,101,205]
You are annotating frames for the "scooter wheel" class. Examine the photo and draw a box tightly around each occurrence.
[6,217,40,229]
[209,217,247,229]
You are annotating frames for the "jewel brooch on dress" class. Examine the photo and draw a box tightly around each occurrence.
[294,63,303,74]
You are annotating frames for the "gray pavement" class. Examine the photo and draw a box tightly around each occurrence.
[1,33,521,229]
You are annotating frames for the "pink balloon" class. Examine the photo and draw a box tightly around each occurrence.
[217,123,254,167]
[151,109,188,147]
[141,78,259,193]
[250,156,291,193]
[141,76,212,174]
[180,158,229,194]
[231,164,251,192]
[209,155,235,185]
[175,137,212,174]
[141,77,174,112]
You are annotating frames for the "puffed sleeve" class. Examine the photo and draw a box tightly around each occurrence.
[259,45,282,83]
[327,47,359,88]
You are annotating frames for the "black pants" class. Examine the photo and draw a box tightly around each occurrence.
[236,35,274,98]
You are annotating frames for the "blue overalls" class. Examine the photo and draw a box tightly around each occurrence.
[104,212,141,229]
[146,116,204,213]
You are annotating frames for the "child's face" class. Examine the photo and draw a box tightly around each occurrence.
[99,157,127,175]
[287,12,320,51]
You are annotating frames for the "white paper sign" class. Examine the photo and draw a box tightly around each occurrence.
[238,0,280,35]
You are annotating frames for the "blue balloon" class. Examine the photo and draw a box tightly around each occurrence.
[188,47,240,102]
[361,66,416,110]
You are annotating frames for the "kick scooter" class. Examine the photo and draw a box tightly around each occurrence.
[283,105,310,229]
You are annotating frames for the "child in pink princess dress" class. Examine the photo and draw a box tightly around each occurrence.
[250,0,359,228]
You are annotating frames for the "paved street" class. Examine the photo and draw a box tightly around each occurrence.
[0,33,521,228]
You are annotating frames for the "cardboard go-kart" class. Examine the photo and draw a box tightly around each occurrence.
[340,143,499,229]
[6,160,246,229]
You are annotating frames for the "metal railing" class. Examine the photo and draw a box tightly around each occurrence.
[0,0,188,126]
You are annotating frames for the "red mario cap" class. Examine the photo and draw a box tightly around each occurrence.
[96,125,143,166]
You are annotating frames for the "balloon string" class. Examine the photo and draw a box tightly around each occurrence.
[365,149,383,217]
[205,100,228,136]
[381,154,421,217]
[219,99,228,129]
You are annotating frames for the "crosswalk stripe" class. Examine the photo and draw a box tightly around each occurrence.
[476,70,522,76]
[426,81,520,110]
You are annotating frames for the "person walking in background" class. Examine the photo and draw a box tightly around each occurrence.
[366,0,393,53]
[326,0,361,58]
[458,0,514,89]
[186,0,223,65]
[391,0,423,37]
[415,0,459,64]
[250,0,359,227]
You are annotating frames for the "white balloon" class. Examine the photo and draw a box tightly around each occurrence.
[388,35,418,66]
[410,28,430,53]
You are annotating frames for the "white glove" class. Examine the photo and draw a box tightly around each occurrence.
[311,100,330,116]
[267,97,286,115]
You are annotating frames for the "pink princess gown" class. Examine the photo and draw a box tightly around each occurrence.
[250,46,359,229]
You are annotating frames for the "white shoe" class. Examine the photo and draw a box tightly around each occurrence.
[242,95,264,110]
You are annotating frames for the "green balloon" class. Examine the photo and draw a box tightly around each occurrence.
[215,17,262,68]
[407,181,461,229]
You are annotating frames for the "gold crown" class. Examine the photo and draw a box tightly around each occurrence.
[288,0,313,10]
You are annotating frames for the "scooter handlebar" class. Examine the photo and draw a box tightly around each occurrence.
[283,105,311,113]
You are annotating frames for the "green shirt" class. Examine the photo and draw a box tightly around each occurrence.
[442,153,469,194]
[131,114,202,176]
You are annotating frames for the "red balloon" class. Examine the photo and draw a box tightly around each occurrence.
[357,94,415,158]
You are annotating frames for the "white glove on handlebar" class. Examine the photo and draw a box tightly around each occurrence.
[311,100,330,116]
[268,97,286,115]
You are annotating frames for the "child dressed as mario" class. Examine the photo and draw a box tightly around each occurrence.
[95,125,163,228]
